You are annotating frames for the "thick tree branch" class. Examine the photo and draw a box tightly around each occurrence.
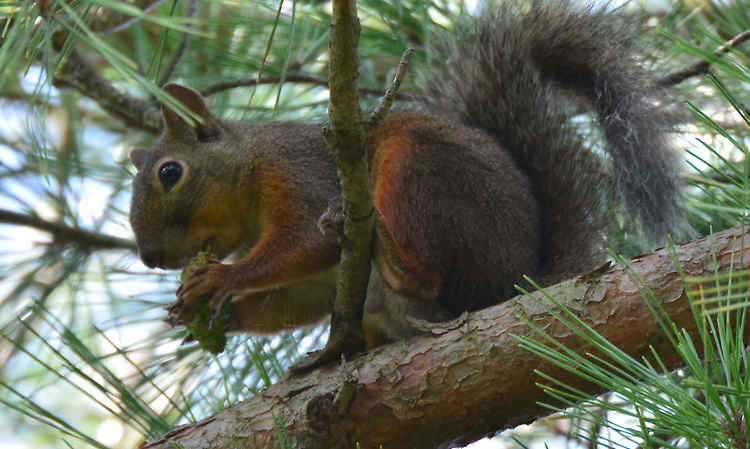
[139,225,750,449]
[0,208,137,252]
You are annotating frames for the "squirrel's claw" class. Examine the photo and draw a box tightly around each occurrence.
[164,299,183,314]
[175,263,240,322]
[317,196,345,241]
[163,313,185,327]
[178,264,232,303]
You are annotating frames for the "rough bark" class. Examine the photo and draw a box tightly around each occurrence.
[139,225,750,449]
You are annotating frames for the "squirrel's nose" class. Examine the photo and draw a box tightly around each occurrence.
[139,249,161,269]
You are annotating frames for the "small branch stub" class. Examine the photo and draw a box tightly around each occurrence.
[366,48,414,131]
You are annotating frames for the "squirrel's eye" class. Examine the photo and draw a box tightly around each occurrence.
[159,163,183,191]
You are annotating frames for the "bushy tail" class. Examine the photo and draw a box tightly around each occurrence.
[420,0,690,282]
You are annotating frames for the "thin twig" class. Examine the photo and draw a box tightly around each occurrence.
[365,48,414,131]
[200,74,415,101]
[659,29,750,87]
[158,0,198,87]
[0,208,137,251]
[201,74,328,96]
[88,0,167,33]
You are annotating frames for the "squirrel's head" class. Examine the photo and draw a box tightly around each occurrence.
[129,84,250,269]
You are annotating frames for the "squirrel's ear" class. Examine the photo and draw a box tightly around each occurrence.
[130,148,151,171]
[161,84,220,140]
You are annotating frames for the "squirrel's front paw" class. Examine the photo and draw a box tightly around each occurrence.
[166,263,241,355]
[176,264,241,320]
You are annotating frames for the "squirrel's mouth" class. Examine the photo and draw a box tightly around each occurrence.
[142,239,223,271]
[160,259,188,270]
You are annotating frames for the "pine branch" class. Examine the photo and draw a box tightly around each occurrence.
[659,29,750,87]
[0,2,168,134]
[297,0,371,367]
[0,209,136,252]
[139,225,750,449]
[52,48,163,133]
[298,3,414,370]
[157,0,198,87]
[85,0,168,33]
[658,29,750,119]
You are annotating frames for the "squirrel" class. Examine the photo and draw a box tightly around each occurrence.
[129,1,691,349]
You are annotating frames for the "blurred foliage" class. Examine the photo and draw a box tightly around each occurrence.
[0,0,748,448]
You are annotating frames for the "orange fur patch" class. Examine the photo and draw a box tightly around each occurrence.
[259,169,303,231]
[371,134,441,295]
